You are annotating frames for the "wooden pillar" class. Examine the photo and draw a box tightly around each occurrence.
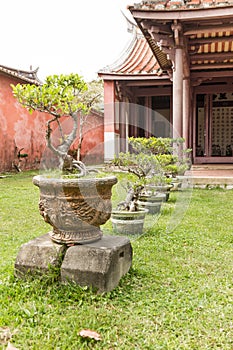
[125,103,129,152]
[119,101,129,153]
[145,96,152,137]
[183,78,190,148]
[173,47,183,139]
[104,81,117,161]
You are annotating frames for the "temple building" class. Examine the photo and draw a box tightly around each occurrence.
[98,0,233,165]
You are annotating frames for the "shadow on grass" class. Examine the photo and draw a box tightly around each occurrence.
[8,264,148,307]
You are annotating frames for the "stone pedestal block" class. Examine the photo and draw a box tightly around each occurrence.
[61,236,132,293]
[15,233,66,278]
[14,234,132,293]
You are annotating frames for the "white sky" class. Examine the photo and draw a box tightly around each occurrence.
[1,0,140,82]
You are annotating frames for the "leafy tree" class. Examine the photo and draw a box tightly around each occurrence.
[11,74,101,174]
[87,79,104,112]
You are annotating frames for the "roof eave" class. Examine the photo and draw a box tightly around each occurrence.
[128,4,233,22]
[98,72,170,81]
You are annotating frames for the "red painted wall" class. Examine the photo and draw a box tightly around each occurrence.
[70,110,104,165]
[0,73,104,172]
[0,73,49,172]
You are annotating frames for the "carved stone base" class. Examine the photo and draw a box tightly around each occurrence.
[49,228,102,245]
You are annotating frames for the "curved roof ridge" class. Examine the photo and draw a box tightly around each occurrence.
[98,30,141,74]
[0,64,42,85]
[119,38,149,73]
[98,29,161,76]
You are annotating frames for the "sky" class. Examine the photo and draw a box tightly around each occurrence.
[1,0,141,82]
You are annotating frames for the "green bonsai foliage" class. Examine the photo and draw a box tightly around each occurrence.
[128,136,173,155]
[112,145,169,211]
[112,152,151,211]
[113,152,156,179]
[128,136,191,177]
[11,74,100,175]
[111,136,192,211]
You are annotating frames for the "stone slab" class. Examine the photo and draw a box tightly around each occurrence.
[61,236,133,293]
[15,233,66,278]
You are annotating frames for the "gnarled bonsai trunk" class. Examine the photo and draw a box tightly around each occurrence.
[46,112,87,175]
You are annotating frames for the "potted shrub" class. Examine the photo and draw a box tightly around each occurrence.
[128,136,191,197]
[127,136,174,202]
[110,151,164,234]
[111,177,148,235]
[11,74,117,244]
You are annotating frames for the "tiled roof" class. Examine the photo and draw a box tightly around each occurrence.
[129,1,233,73]
[131,0,233,11]
[0,65,42,85]
[101,2,233,78]
[98,31,163,77]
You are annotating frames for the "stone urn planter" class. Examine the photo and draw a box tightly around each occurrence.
[33,175,118,244]
[111,208,148,235]
[138,193,164,214]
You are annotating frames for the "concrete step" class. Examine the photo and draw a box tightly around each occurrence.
[191,164,233,171]
[183,164,233,187]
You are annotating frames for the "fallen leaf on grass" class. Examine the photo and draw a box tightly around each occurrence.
[6,342,19,350]
[0,327,12,344]
[79,329,101,341]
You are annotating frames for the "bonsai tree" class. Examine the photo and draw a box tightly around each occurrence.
[112,137,176,189]
[112,151,163,211]
[111,136,191,209]
[128,136,192,177]
[11,73,101,176]
[114,152,151,211]
[12,74,117,246]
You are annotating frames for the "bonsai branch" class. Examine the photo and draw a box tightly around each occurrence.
[117,184,144,212]
[46,112,80,171]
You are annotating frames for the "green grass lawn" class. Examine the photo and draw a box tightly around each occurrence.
[0,171,233,349]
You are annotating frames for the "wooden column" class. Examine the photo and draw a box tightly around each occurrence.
[183,77,190,148]
[145,96,152,137]
[103,81,117,161]
[119,101,129,153]
[173,47,183,139]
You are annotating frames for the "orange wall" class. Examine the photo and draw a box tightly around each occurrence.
[0,74,49,172]
[0,74,104,172]
[70,111,104,165]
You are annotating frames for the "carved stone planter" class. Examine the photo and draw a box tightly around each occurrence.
[33,175,117,245]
